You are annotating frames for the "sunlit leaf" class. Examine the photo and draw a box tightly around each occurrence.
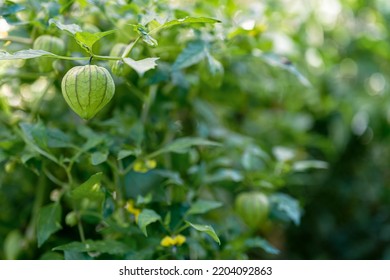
[74,30,116,53]
[151,16,221,34]
[292,160,329,172]
[49,19,82,35]
[0,50,59,60]
[186,221,220,245]
[123,57,159,76]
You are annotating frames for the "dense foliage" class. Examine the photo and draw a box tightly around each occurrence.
[1,0,389,260]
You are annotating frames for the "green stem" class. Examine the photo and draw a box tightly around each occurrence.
[141,84,157,124]
[30,78,53,121]
[0,36,32,44]
[77,219,86,242]
[122,36,141,59]
[174,223,190,235]
[50,54,122,61]
[25,173,47,243]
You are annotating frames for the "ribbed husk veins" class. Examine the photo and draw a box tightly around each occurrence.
[33,35,65,72]
[235,191,269,228]
[61,65,115,120]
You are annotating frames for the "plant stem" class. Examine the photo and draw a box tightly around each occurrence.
[48,54,122,61]
[141,84,157,124]
[0,36,32,45]
[25,173,47,243]
[77,219,86,242]
[122,36,141,58]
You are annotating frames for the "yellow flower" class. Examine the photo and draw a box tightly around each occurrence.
[160,236,175,247]
[133,159,157,173]
[160,234,186,247]
[174,234,186,246]
[125,200,141,222]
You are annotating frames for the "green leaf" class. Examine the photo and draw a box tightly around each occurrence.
[205,52,224,76]
[204,169,243,183]
[270,193,301,225]
[0,3,25,16]
[20,122,48,149]
[123,57,159,77]
[154,170,184,186]
[134,24,158,47]
[47,128,72,148]
[53,240,131,255]
[117,149,138,160]
[152,137,220,157]
[129,121,144,147]
[90,151,108,165]
[256,52,311,87]
[186,199,223,215]
[137,209,161,236]
[74,30,116,53]
[151,16,221,34]
[172,40,207,71]
[63,251,92,260]
[71,172,104,202]
[37,203,62,247]
[77,126,105,151]
[245,237,280,255]
[292,160,329,172]
[19,122,59,164]
[0,49,59,60]
[49,18,82,35]
[186,221,220,245]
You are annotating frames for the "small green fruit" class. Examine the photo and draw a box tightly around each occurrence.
[235,191,269,228]
[33,35,65,72]
[65,211,78,227]
[61,65,115,119]
[109,43,130,76]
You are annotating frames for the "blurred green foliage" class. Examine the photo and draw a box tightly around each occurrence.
[0,0,389,260]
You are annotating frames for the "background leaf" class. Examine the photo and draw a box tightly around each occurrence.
[53,240,131,255]
[152,137,220,156]
[172,40,207,71]
[186,199,223,215]
[37,203,62,247]
[245,237,280,255]
[90,151,108,165]
[270,193,302,226]
[151,16,221,33]
[137,209,161,236]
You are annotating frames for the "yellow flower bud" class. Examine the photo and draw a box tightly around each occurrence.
[174,234,186,246]
[160,236,175,247]
[125,200,141,222]
[133,159,157,173]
